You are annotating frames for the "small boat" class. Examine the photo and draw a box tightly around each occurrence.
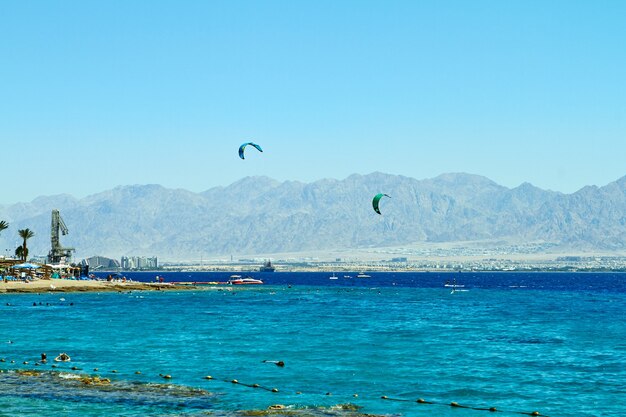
[343,275,352,279]
[329,273,338,280]
[447,279,468,294]
[356,272,371,278]
[229,276,263,285]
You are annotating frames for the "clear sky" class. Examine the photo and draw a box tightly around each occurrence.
[1,1,625,204]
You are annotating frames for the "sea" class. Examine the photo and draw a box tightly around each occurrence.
[0,271,624,417]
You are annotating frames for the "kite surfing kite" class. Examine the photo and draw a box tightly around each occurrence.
[238,142,263,159]
[372,193,391,215]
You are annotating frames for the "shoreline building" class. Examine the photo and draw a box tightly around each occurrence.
[84,256,121,270]
[120,256,158,270]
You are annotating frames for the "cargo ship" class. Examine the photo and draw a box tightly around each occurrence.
[259,260,275,272]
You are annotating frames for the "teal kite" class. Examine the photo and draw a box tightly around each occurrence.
[239,142,263,159]
[372,193,390,215]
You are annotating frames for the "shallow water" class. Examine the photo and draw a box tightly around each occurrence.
[1,272,624,416]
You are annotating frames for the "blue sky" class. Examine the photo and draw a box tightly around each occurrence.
[1,1,625,204]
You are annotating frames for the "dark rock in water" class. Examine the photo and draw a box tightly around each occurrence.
[0,369,389,417]
[2,369,216,410]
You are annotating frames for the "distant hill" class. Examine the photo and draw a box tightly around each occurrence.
[1,172,625,260]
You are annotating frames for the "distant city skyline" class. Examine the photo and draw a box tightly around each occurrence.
[1,1,625,204]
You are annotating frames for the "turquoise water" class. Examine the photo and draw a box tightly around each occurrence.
[1,273,625,416]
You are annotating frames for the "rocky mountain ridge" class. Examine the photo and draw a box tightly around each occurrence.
[1,172,624,260]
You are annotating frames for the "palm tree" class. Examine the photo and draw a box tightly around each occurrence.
[0,221,8,271]
[18,228,35,262]
[15,245,25,260]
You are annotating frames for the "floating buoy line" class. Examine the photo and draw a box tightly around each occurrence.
[0,356,548,416]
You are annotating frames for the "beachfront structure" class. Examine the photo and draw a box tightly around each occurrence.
[84,256,121,270]
[47,209,75,264]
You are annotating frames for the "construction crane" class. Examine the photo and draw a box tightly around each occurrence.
[47,209,75,264]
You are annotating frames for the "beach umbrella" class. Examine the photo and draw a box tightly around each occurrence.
[11,263,41,269]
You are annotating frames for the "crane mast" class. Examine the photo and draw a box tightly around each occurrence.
[47,209,75,264]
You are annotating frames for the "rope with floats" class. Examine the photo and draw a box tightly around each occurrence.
[379,395,546,415]
[204,374,547,416]
[0,356,547,416]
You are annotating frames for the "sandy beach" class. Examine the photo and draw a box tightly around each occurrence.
[0,279,193,294]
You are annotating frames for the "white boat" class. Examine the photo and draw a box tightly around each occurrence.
[343,275,352,279]
[356,272,371,278]
[446,279,468,293]
[329,273,338,280]
[229,276,263,285]
[444,278,466,287]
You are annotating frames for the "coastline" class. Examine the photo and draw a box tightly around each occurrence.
[0,279,198,294]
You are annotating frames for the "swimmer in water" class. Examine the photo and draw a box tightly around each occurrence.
[262,360,285,367]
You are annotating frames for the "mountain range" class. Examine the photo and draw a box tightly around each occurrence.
[1,172,625,261]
